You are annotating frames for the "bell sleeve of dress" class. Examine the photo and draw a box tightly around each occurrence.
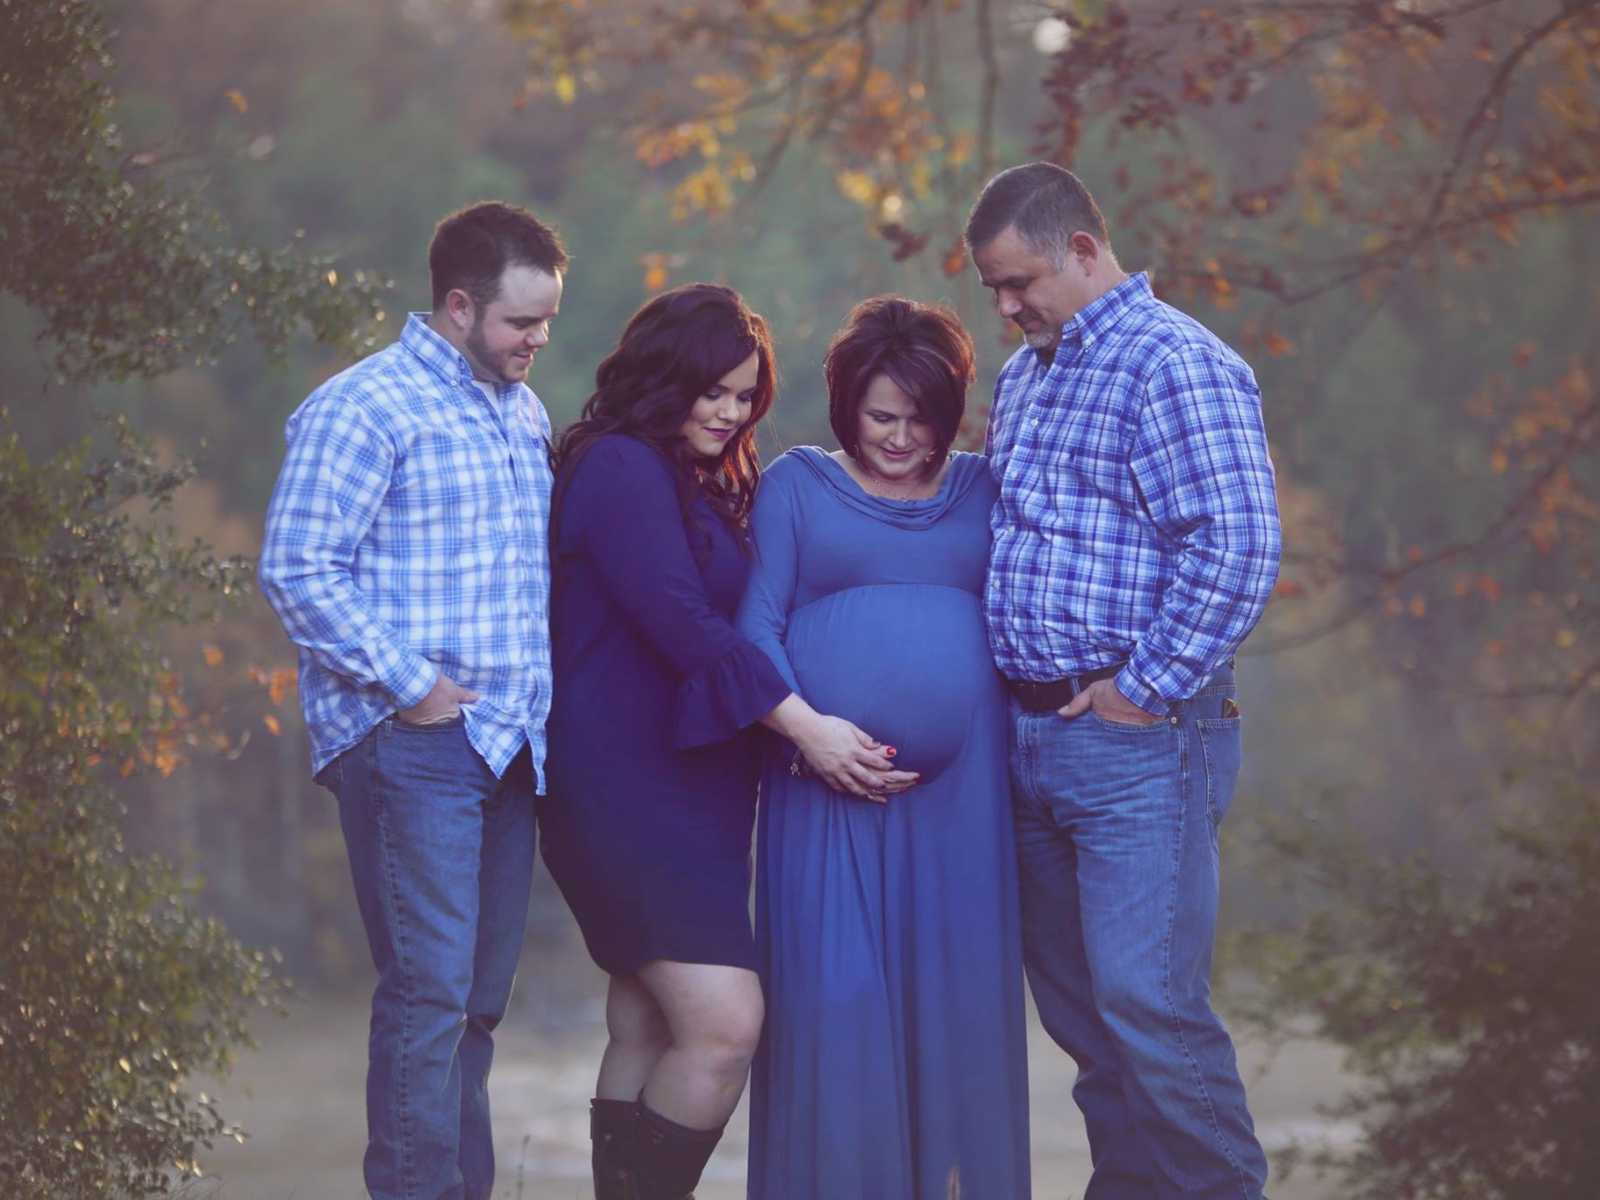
[734,455,804,696]
[564,436,792,749]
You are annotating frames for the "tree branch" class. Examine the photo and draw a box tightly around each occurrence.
[975,0,998,178]
[1251,400,1598,654]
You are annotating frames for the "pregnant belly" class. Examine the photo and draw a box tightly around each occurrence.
[785,584,999,781]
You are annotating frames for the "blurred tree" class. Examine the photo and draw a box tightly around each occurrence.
[0,415,286,1198]
[0,0,407,1190]
[1044,0,1600,302]
[0,0,388,382]
[505,0,1024,270]
[1234,777,1600,1198]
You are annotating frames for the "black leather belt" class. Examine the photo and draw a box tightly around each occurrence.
[1006,663,1125,713]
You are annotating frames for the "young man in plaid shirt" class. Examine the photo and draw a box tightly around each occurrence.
[260,202,564,1200]
[970,163,1281,1200]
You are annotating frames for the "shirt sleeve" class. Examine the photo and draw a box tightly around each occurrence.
[563,437,792,748]
[734,459,804,696]
[1119,347,1282,713]
[257,393,438,709]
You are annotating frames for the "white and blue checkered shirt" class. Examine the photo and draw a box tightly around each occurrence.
[260,314,553,786]
[985,273,1281,715]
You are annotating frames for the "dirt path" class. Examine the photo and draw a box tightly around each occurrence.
[197,988,1351,1199]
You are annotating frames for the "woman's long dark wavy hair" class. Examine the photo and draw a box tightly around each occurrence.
[554,283,776,537]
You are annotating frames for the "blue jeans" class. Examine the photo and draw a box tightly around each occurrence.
[324,714,537,1200]
[1009,666,1268,1200]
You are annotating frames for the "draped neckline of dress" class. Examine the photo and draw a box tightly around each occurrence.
[786,445,985,531]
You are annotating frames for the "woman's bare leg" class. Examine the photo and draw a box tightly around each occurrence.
[596,973,673,1101]
[635,960,763,1129]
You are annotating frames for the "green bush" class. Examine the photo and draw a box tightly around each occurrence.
[0,0,387,382]
[0,415,286,1198]
[1234,784,1600,1199]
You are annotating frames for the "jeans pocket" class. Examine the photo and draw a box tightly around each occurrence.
[1195,717,1242,832]
[1088,711,1169,734]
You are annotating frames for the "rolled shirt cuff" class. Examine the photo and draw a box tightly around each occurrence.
[386,654,440,711]
[1113,666,1170,718]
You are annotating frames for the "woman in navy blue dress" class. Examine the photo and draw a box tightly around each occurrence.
[541,284,916,1200]
[738,297,1031,1198]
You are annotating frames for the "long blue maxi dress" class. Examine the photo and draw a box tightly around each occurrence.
[738,447,1031,1200]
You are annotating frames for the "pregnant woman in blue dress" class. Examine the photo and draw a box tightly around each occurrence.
[541,284,913,1200]
[739,297,1031,1198]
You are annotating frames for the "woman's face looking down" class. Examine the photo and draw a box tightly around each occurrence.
[679,350,760,460]
[853,373,935,485]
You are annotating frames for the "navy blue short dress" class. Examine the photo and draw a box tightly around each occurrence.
[541,434,791,975]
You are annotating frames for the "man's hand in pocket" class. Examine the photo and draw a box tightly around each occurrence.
[398,673,479,725]
[1058,678,1161,726]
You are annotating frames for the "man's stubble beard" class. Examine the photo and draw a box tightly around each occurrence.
[1023,325,1060,356]
[464,318,518,386]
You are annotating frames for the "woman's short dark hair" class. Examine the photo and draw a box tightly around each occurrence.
[825,296,975,473]
[429,202,569,310]
[555,283,776,530]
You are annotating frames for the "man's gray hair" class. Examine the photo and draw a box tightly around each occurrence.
[964,162,1110,265]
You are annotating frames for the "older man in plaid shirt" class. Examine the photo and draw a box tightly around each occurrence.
[260,202,564,1200]
[969,163,1281,1199]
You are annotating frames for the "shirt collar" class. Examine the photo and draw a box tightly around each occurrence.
[401,312,500,397]
[1058,271,1153,353]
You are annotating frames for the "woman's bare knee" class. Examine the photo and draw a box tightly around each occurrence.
[679,990,763,1077]
[639,961,763,1062]
[717,993,764,1059]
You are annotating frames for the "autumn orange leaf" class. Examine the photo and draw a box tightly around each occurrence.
[267,667,296,707]
[640,253,670,292]
[942,238,967,278]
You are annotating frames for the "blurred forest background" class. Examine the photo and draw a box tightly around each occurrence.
[3,0,1596,1196]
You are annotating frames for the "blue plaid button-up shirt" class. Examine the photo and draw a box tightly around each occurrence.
[985,273,1281,715]
[260,314,554,786]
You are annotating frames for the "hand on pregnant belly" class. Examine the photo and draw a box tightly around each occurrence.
[790,710,920,801]
[786,586,999,783]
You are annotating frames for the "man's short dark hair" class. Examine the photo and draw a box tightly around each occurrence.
[964,162,1110,264]
[825,295,975,473]
[429,202,569,311]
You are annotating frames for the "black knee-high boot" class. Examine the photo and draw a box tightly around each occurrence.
[590,1098,639,1200]
[632,1096,724,1200]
